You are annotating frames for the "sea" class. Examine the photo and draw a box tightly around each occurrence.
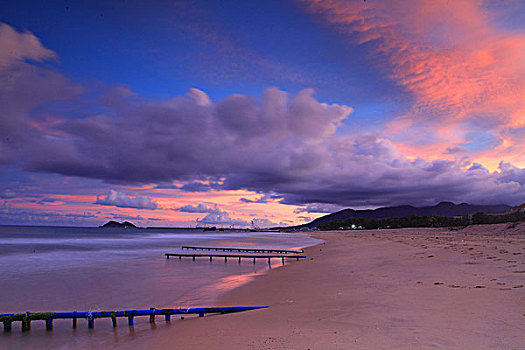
[0,225,321,349]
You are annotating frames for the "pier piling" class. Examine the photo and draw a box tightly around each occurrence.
[87,315,94,329]
[149,308,156,323]
[21,313,30,331]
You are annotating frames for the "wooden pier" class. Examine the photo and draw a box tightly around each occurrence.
[165,253,307,264]
[0,306,267,332]
[181,245,304,254]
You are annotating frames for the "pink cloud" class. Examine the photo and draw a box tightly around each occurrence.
[303,0,525,167]
[0,23,56,67]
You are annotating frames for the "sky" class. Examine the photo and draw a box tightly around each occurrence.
[0,0,524,228]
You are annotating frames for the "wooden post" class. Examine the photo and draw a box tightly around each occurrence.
[165,314,171,322]
[3,320,12,332]
[282,257,284,264]
[238,257,241,263]
[111,315,117,327]
[166,255,169,259]
[192,255,195,261]
[149,308,156,323]
[88,315,94,329]
[199,312,204,317]
[21,312,30,331]
[253,257,256,264]
[224,256,227,263]
[46,318,53,331]
[179,255,181,260]
[128,316,134,326]
[72,317,77,329]
[268,258,271,264]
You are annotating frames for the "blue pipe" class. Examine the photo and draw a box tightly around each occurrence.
[1,306,268,323]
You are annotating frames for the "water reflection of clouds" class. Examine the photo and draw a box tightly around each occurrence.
[173,269,267,306]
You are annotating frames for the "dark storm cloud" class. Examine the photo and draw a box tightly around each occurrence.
[1,22,524,209]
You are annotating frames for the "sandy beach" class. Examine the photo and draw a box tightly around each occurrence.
[154,224,525,349]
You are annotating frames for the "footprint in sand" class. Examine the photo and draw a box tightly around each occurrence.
[433,282,444,285]
[447,285,461,288]
[474,285,485,288]
[512,285,523,289]
[500,288,512,291]
[512,270,525,273]
[496,282,506,285]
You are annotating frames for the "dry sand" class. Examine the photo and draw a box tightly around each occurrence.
[153,223,525,349]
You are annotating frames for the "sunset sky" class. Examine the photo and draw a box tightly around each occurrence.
[1,0,524,227]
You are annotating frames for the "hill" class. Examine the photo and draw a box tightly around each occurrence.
[296,202,510,229]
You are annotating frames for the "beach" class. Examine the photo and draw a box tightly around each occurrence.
[154,224,525,349]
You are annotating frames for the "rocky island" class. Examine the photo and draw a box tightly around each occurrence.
[99,220,137,228]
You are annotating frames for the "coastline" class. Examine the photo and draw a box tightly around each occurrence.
[153,224,525,349]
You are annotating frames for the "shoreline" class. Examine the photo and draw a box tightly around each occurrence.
[153,224,524,349]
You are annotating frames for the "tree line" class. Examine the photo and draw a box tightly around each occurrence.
[319,211,525,230]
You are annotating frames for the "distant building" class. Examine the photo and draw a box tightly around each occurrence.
[510,203,525,213]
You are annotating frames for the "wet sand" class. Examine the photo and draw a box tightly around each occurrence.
[153,224,525,349]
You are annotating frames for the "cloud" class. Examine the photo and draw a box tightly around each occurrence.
[251,218,278,229]
[2,200,9,213]
[302,1,525,165]
[0,189,16,199]
[240,194,272,203]
[0,21,524,212]
[178,182,222,192]
[0,207,97,226]
[294,203,344,214]
[195,205,249,227]
[0,23,83,166]
[175,203,249,226]
[65,212,96,218]
[0,23,56,67]
[174,204,214,213]
[110,213,145,221]
[35,197,65,205]
[95,190,158,210]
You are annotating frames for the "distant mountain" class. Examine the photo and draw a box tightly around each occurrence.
[99,220,137,228]
[297,202,511,229]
